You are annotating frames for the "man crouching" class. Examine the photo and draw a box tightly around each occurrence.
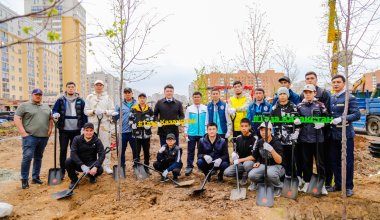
[65,122,106,189]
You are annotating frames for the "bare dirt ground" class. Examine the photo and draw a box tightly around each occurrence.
[0,127,380,220]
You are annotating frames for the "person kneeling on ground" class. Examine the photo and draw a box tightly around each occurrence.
[224,118,257,185]
[248,122,285,197]
[65,122,106,189]
[197,122,229,183]
[153,133,183,182]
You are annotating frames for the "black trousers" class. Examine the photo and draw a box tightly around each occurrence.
[282,144,297,178]
[301,142,325,182]
[59,130,81,175]
[323,137,333,186]
[135,138,150,166]
[153,161,182,177]
[65,158,103,182]
[295,142,303,178]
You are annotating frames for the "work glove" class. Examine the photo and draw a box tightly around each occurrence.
[204,155,213,164]
[111,112,119,116]
[158,146,166,153]
[52,113,60,119]
[144,125,151,130]
[81,165,90,174]
[331,117,342,125]
[290,130,299,141]
[231,152,239,161]
[95,109,105,115]
[131,123,137,129]
[162,169,168,177]
[228,108,236,116]
[233,159,239,165]
[157,122,163,127]
[314,123,324,130]
[213,158,222,167]
[294,118,301,125]
[263,142,274,152]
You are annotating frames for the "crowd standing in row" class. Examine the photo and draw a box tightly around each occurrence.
[14,71,360,198]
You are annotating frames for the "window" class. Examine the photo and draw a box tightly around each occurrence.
[18,58,21,63]
[19,68,22,73]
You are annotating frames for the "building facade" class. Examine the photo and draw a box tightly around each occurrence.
[24,0,87,95]
[0,3,60,110]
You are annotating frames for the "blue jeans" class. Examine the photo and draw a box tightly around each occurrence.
[21,135,49,180]
[121,132,136,166]
[187,136,202,168]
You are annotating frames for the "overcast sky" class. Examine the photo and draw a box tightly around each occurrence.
[3,0,379,96]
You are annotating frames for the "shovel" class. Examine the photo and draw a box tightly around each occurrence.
[112,118,126,180]
[48,123,62,185]
[256,119,274,207]
[136,162,194,187]
[230,143,246,200]
[52,147,110,200]
[96,114,103,135]
[133,160,149,180]
[306,109,325,197]
[189,166,215,196]
[281,123,299,199]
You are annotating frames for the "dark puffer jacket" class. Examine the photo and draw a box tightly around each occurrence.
[198,134,229,163]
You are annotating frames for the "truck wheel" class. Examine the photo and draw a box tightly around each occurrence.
[366,116,380,136]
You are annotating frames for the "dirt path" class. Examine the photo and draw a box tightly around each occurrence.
[0,134,379,219]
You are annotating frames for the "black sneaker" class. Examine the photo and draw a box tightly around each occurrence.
[89,176,97,184]
[160,176,169,182]
[173,175,179,181]
[185,167,193,176]
[69,181,76,189]
[217,174,223,183]
[21,179,29,189]
[327,185,341,192]
[32,177,43,184]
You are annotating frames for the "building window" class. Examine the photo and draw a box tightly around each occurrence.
[18,68,22,73]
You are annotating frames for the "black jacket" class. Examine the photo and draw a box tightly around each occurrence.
[198,134,229,162]
[129,104,154,139]
[235,133,257,158]
[300,86,331,113]
[70,134,105,168]
[153,98,185,136]
[252,137,283,166]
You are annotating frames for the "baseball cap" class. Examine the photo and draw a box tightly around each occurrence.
[124,87,132,93]
[138,93,147,98]
[32,88,43,95]
[278,76,291,83]
[303,84,316,92]
[259,121,273,130]
[166,133,176,140]
[94,80,104,85]
[83,122,95,129]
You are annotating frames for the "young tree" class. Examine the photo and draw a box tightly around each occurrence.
[236,5,273,88]
[273,45,299,82]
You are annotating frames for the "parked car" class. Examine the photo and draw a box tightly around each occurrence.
[0,111,15,121]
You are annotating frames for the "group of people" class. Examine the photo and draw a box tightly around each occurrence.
[14,71,360,198]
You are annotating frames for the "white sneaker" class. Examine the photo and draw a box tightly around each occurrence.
[248,182,257,191]
[104,166,113,174]
[301,182,309,192]
[322,185,328,195]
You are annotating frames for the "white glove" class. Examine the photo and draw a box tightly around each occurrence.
[314,123,325,129]
[263,142,274,152]
[158,146,166,153]
[294,118,301,125]
[175,122,180,126]
[52,113,60,119]
[233,159,239,165]
[213,158,222,167]
[225,131,231,139]
[131,124,137,129]
[157,122,163,127]
[290,130,299,141]
[95,109,104,115]
[204,155,213,164]
[81,165,90,174]
[228,108,236,116]
[144,125,151,130]
[162,169,168,177]
[111,112,119,116]
[331,117,342,125]
[231,152,239,161]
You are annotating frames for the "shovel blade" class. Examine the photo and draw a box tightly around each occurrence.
[51,189,73,200]
[281,177,299,199]
[230,188,247,200]
[256,183,274,207]
[134,164,149,180]
[48,168,62,186]
[189,188,205,196]
[174,179,195,187]
[306,174,325,197]
[112,165,126,180]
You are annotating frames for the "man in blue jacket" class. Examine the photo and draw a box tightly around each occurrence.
[246,88,272,135]
[328,75,361,197]
[113,87,137,167]
[207,87,232,139]
[52,81,87,179]
[273,76,301,105]
[197,122,229,183]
